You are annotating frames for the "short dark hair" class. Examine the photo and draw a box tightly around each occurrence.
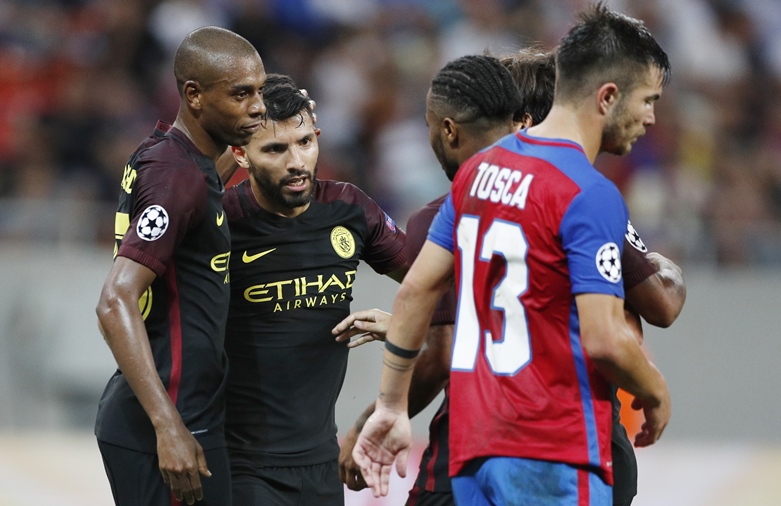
[500,48,556,125]
[262,73,312,125]
[174,26,259,95]
[429,55,522,127]
[556,2,671,102]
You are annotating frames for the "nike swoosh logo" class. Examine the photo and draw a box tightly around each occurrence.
[242,248,276,263]
[216,211,225,226]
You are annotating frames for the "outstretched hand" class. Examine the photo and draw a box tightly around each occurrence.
[333,309,391,348]
[352,406,412,498]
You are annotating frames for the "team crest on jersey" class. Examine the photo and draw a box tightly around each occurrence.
[596,242,622,283]
[625,221,647,252]
[331,226,355,258]
[136,205,169,241]
[384,213,397,233]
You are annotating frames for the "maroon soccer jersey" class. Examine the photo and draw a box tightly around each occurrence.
[406,195,456,495]
[222,179,406,466]
[95,122,231,453]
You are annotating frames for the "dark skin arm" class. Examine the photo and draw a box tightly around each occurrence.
[625,252,686,328]
[96,257,210,505]
[216,148,240,185]
[337,319,453,491]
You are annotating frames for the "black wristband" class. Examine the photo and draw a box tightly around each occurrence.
[384,339,420,359]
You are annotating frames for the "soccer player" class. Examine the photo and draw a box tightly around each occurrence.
[94,27,266,506]
[337,50,685,506]
[221,73,407,505]
[352,4,674,504]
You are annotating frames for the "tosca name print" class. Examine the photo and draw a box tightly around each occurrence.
[243,270,357,312]
[469,162,534,209]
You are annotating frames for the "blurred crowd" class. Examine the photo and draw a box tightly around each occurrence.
[1,0,781,265]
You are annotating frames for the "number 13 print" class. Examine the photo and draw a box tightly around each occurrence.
[451,215,531,376]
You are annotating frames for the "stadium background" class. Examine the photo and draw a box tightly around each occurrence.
[1,0,780,504]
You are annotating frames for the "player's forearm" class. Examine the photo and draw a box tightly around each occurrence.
[352,402,376,433]
[578,293,667,404]
[378,283,445,410]
[407,359,449,419]
[627,252,686,328]
[97,293,182,431]
[653,254,686,321]
[407,325,452,418]
[589,330,668,404]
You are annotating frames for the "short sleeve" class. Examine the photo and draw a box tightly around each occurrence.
[560,182,628,298]
[621,221,657,290]
[427,194,456,253]
[353,187,407,274]
[117,162,208,276]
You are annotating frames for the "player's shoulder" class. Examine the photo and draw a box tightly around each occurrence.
[223,180,248,220]
[408,194,448,228]
[314,179,372,205]
[135,125,201,171]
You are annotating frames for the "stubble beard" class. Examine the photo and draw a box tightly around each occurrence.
[251,164,317,210]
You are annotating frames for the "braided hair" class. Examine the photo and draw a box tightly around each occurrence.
[429,55,522,126]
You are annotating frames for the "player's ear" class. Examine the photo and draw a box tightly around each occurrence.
[183,80,203,110]
[231,146,250,169]
[597,82,620,116]
[515,112,534,131]
[442,117,459,147]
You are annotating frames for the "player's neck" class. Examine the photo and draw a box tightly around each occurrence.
[461,125,515,165]
[173,115,225,162]
[526,105,602,163]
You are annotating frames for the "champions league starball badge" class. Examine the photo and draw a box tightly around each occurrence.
[596,242,622,283]
[137,205,169,241]
[625,221,647,252]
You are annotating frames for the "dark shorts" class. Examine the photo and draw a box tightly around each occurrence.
[98,439,231,506]
[406,484,455,506]
[612,421,638,506]
[230,458,343,506]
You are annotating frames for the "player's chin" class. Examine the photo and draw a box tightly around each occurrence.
[229,131,254,147]
[608,143,633,156]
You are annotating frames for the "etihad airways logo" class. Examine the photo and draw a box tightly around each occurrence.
[243,270,357,312]
[211,251,231,284]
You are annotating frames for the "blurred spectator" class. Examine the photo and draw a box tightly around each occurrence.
[1,0,780,266]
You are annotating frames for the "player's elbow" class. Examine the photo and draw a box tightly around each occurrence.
[581,323,628,365]
[643,291,685,328]
[95,286,124,334]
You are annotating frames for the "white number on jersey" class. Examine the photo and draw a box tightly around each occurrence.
[451,215,531,376]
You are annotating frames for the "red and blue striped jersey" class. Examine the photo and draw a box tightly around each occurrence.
[427,130,629,483]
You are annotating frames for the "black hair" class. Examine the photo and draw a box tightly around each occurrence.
[261,73,313,125]
[556,2,671,102]
[500,49,556,125]
[429,55,522,126]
